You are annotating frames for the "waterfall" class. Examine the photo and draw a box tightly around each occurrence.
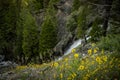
[64,39,82,55]
[57,39,82,60]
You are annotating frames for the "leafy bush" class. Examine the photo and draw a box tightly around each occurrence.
[97,34,120,52]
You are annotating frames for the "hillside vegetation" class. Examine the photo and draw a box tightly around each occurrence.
[1,42,120,80]
[0,0,120,80]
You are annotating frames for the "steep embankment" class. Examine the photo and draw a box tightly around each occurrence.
[0,43,120,80]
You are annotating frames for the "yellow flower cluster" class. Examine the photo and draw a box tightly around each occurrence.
[71,48,76,53]
[74,53,79,58]
[67,73,77,80]
[51,62,59,67]
[60,73,63,79]
[96,57,102,64]
[71,73,77,79]
[87,47,99,56]
[78,65,85,70]
[102,56,107,62]
[88,49,92,55]
[94,49,97,53]
[95,55,108,64]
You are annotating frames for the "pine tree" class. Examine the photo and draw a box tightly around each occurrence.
[39,15,57,62]
[0,0,18,60]
[22,9,39,63]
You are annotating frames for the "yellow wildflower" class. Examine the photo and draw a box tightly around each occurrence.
[102,56,107,62]
[60,73,63,79]
[52,62,59,67]
[71,73,77,78]
[94,49,97,53]
[88,49,92,55]
[96,57,101,62]
[74,53,79,58]
[96,57,102,64]
[71,48,76,53]
[78,65,85,70]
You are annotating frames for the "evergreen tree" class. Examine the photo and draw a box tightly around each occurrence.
[22,9,39,63]
[0,0,18,60]
[39,15,57,62]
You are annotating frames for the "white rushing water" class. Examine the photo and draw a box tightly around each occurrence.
[64,39,82,55]
[57,39,82,60]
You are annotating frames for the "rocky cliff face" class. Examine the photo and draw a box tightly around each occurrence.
[55,0,73,40]
[53,0,76,55]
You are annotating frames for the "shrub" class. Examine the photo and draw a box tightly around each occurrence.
[97,34,120,52]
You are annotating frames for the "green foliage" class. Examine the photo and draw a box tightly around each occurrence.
[39,15,57,60]
[97,34,120,52]
[22,9,39,59]
[46,0,59,15]
[72,0,80,11]
[0,0,17,59]
[28,0,44,12]
[77,6,89,39]
[72,0,88,11]
[89,17,103,42]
